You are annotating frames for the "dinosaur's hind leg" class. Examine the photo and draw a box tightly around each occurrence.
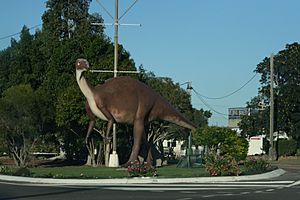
[144,126,154,167]
[122,118,145,167]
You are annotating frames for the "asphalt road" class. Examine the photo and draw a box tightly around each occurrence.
[0,179,300,200]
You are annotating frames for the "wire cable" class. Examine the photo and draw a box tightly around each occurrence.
[95,0,114,20]
[0,24,41,41]
[197,72,258,100]
[193,88,228,118]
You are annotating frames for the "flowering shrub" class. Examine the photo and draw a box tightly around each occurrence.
[127,160,157,177]
[205,154,240,176]
[244,157,271,174]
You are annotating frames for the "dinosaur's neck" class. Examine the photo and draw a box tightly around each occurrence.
[76,70,94,100]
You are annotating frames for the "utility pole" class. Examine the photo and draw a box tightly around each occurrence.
[91,0,140,167]
[186,81,193,168]
[109,0,120,168]
[113,0,118,78]
[269,53,275,160]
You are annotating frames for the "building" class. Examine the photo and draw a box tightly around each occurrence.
[228,107,249,133]
[248,135,265,155]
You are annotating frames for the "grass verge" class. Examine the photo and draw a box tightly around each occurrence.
[3,156,296,179]
[1,164,210,179]
[29,164,210,179]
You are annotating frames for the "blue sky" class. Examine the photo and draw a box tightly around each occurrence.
[1,0,300,126]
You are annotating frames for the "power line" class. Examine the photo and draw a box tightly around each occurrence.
[95,0,114,20]
[181,73,257,117]
[193,88,228,118]
[0,24,41,41]
[197,72,258,100]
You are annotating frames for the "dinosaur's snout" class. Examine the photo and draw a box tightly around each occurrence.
[76,58,89,70]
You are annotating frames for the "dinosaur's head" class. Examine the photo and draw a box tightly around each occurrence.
[75,58,89,71]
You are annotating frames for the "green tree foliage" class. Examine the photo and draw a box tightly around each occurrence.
[193,126,248,161]
[240,43,300,144]
[0,84,52,167]
[239,97,269,138]
[277,139,297,156]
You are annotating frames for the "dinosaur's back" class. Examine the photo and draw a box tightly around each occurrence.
[93,76,159,123]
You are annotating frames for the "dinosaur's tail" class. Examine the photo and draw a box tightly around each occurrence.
[158,98,197,130]
[164,111,197,130]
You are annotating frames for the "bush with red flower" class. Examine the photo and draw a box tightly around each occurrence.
[205,154,240,176]
[127,160,157,177]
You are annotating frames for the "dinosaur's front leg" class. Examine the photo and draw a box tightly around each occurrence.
[86,120,96,144]
[85,103,96,144]
[105,119,113,141]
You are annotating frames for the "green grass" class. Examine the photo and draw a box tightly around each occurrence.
[271,157,300,167]
[30,166,128,179]
[27,164,209,179]
[6,157,297,179]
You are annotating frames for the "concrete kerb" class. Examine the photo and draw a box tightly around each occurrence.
[0,168,285,185]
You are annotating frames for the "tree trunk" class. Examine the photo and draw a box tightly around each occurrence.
[96,143,103,165]
[104,142,111,166]
[85,139,95,166]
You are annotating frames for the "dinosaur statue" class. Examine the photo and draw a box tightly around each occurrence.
[75,58,196,166]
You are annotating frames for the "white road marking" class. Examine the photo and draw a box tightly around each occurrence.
[285,180,300,188]
[266,188,275,192]
[180,191,197,194]
[240,191,251,195]
[176,198,192,200]
[103,187,247,191]
[254,190,263,193]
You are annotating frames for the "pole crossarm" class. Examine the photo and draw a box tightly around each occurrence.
[89,69,139,74]
[91,22,141,26]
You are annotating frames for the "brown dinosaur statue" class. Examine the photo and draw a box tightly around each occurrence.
[75,58,196,166]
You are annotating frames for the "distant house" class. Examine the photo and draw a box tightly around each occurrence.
[228,107,249,134]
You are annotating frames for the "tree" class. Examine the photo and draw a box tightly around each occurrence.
[239,97,269,138]
[241,43,300,145]
[0,84,51,167]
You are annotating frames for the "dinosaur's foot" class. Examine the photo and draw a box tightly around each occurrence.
[120,162,130,168]
[121,159,139,168]
[121,159,153,169]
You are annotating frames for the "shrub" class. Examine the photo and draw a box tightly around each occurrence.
[296,148,300,156]
[221,136,249,162]
[13,167,31,177]
[193,126,248,162]
[127,160,157,177]
[278,139,297,156]
[244,157,270,175]
[205,154,240,176]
